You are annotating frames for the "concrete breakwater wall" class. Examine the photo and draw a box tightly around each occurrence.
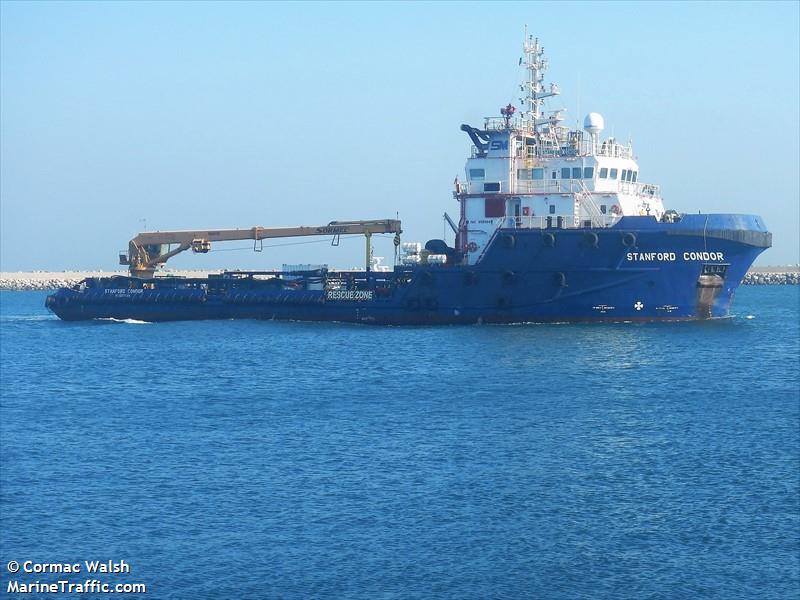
[1,268,798,290]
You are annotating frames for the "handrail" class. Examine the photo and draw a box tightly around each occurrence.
[575,179,606,226]
[457,179,661,198]
[491,215,620,230]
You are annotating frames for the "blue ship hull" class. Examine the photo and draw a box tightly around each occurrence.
[45,215,771,324]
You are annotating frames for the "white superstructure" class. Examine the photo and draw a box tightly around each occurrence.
[455,33,666,265]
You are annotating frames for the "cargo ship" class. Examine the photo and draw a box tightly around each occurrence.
[46,34,771,324]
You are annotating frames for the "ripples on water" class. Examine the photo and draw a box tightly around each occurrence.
[1,287,798,599]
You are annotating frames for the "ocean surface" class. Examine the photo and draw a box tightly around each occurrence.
[1,287,798,599]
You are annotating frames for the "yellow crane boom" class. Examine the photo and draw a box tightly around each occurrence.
[120,219,402,277]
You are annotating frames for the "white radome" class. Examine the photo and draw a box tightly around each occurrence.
[583,112,604,135]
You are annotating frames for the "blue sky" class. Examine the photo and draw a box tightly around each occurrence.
[1,0,798,270]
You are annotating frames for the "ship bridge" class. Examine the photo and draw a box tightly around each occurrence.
[453,34,666,265]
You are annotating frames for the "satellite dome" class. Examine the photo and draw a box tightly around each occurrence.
[583,112,604,135]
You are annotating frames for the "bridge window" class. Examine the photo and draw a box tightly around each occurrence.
[561,167,570,179]
[632,171,638,182]
[621,169,628,181]
[469,168,485,180]
[519,168,546,181]
[584,167,594,179]
[599,167,608,179]
[625,170,633,182]
[572,167,581,179]
[610,168,618,179]
[484,182,501,192]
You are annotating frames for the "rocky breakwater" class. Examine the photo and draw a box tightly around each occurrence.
[742,269,800,286]
[0,271,214,291]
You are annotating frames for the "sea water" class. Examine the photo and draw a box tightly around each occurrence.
[1,287,798,599]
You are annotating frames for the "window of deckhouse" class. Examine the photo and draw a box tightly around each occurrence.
[584,167,594,179]
[600,205,607,214]
[599,168,608,179]
[484,197,505,218]
[549,204,556,214]
[610,168,618,179]
[561,168,570,179]
[484,182,501,192]
[632,171,638,182]
[572,167,582,179]
[621,169,628,182]
[469,168,485,179]
[533,168,545,180]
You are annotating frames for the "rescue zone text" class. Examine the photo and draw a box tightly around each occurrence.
[326,290,374,301]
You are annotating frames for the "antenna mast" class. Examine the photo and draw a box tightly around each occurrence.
[521,28,560,136]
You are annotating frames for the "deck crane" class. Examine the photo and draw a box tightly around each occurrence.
[119,219,402,277]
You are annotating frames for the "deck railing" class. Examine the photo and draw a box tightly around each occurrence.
[492,214,620,230]
[458,179,660,199]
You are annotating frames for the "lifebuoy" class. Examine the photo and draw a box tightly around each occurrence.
[611,204,622,215]
[467,241,478,253]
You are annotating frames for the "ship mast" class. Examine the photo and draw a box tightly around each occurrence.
[521,27,560,136]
